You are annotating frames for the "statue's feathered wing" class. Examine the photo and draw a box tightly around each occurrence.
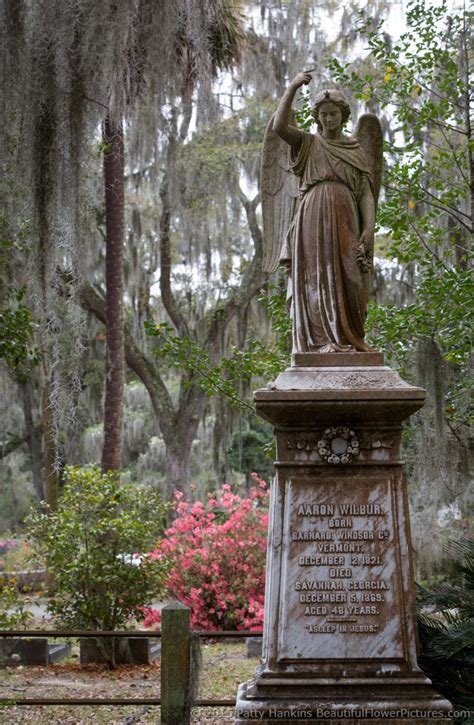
[261,111,300,274]
[354,113,383,207]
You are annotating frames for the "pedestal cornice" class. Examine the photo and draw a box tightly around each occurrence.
[254,360,425,427]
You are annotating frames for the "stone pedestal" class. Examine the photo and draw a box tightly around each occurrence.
[235,354,451,724]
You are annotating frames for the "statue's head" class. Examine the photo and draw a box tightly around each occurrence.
[312,89,351,133]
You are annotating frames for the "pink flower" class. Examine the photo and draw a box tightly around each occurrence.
[144,478,269,632]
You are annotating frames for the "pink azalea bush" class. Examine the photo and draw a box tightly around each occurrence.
[143,473,269,631]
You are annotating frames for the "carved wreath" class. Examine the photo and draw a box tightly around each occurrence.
[317,427,359,465]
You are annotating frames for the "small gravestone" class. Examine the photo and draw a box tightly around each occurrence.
[245,637,263,658]
[0,638,71,666]
[80,637,160,665]
[48,641,72,663]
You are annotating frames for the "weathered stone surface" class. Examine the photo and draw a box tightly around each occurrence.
[292,352,385,367]
[255,357,425,429]
[0,638,71,666]
[80,637,158,665]
[235,356,451,723]
[278,474,404,661]
[48,642,72,663]
[236,679,452,724]
[246,637,263,658]
[262,78,383,355]
[0,638,49,666]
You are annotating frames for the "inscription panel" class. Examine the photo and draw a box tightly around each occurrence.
[277,476,404,660]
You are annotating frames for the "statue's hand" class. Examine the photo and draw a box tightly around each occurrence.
[359,228,374,247]
[357,230,373,273]
[290,72,312,89]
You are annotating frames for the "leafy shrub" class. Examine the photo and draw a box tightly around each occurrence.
[27,466,170,667]
[144,474,269,631]
[0,578,34,630]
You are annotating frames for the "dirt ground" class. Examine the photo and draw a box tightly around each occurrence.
[0,640,256,724]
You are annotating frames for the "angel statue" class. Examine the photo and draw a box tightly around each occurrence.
[261,72,383,354]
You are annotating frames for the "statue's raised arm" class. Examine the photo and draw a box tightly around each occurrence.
[261,78,383,355]
[261,72,312,274]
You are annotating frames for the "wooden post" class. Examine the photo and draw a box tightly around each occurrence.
[161,602,191,725]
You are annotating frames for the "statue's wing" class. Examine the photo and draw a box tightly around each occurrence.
[260,111,300,273]
[354,113,383,207]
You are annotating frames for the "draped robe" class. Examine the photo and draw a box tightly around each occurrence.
[282,131,374,353]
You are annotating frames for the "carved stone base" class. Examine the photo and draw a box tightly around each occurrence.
[235,354,451,723]
[236,679,452,724]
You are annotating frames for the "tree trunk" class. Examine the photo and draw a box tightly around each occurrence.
[101,116,125,473]
[164,444,193,501]
[163,392,204,499]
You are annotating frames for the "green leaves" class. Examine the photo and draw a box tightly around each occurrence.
[0,213,40,378]
[294,89,313,130]
[0,579,34,630]
[366,263,473,424]
[145,282,291,412]
[367,265,473,361]
[330,0,473,429]
[27,467,171,647]
[0,288,40,378]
